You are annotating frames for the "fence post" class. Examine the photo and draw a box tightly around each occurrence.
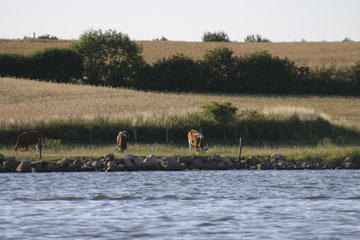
[238,137,243,159]
[37,138,43,159]
[309,122,312,138]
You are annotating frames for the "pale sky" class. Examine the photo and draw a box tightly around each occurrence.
[1,0,359,42]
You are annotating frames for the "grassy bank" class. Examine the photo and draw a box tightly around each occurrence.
[1,39,360,68]
[1,143,360,167]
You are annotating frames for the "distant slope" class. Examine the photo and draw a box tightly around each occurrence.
[1,39,359,68]
[2,77,360,129]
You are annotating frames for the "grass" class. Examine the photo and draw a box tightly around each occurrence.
[1,39,360,68]
[1,142,359,165]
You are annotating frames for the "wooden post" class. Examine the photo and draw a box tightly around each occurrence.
[165,126,169,143]
[37,138,43,159]
[309,122,312,138]
[238,137,243,159]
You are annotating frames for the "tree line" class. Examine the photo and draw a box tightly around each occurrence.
[1,29,360,95]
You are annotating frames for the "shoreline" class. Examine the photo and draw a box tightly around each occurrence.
[1,153,359,173]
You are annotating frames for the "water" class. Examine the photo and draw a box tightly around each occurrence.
[1,170,360,240]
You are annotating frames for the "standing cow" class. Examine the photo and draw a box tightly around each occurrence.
[188,129,208,154]
[116,131,129,152]
[14,130,44,151]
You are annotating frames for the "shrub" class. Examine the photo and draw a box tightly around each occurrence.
[29,48,84,82]
[244,34,271,42]
[202,102,238,126]
[146,54,201,91]
[0,54,30,78]
[72,29,146,87]
[202,31,230,42]
[200,47,237,92]
[235,51,297,94]
[37,34,59,40]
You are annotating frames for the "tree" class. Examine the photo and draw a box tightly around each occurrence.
[72,29,146,87]
[244,34,270,42]
[202,31,230,42]
[202,102,238,139]
[201,47,237,92]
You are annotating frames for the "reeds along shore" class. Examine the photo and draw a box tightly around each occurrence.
[1,39,360,68]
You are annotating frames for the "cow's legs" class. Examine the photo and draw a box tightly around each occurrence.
[188,140,192,154]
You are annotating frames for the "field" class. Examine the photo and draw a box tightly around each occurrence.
[2,77,360,128]
[1,39,360,68]
[1,77,360,161]
[1,38,360,161]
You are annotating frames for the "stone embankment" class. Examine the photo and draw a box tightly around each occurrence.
[0,153,359,173]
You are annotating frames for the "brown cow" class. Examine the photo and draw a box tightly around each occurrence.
[14,131,44,151]
[188,129,208,154]
[116,131,129,152]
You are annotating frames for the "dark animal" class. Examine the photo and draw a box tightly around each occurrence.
[14,131,44,151]
[116,131,129,152]
[188,129,208,153]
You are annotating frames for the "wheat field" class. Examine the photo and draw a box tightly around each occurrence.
[1,39,360,68]
[1,77,360,129]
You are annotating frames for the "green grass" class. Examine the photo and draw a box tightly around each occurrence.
[2,142,360,165]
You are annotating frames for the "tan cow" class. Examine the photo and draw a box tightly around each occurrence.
[188,129,208,154]
[116,131,129,152]
[14,131,44,151]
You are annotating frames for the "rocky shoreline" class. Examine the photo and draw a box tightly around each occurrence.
[1,153,359,173]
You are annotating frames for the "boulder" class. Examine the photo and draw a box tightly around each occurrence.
[104,153,115,161]
[144,155,160,170]
[0,153,5,163]
[257,160,274,170]
[161,157,182,170]
[91,160,103,170]
[57,158,72,168]
[221,158,234,168]
[193,158,206,170]
[105,161,119,172]
[17,159,32,173]
[271,154,285,161]
[343,157,359,169]
[3,156,18,172]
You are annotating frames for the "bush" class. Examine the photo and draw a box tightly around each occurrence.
[244,34,270,42]
[72,29,146,87]
[200,47,237,92]
[0,54,30,78]
[202,31,230,42]
[235,51,298,94]
[37,34,59,40]
[29,48,84,82]
[146,54,201,91]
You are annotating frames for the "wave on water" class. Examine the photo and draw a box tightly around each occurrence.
[92,194,140,200]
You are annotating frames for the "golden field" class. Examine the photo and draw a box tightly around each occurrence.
[1,77,360,129]
[1,39,360,68]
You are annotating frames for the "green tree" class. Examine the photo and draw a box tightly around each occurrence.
[72,29,146,87]
[244,34,270,42]
[202,31,230,42]
[202,102,238,139]
[201,47,236,91]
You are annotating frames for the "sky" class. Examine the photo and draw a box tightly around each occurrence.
[1,0,359,42]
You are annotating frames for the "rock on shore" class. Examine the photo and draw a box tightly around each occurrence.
[0,153,359,173]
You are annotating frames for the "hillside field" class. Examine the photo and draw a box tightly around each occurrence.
[1,39,360,68]
[1,77,360,129]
